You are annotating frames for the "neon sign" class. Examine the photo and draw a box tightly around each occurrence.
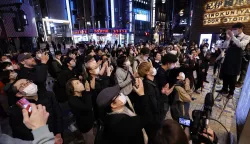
[73,30,88,35]
[112,29,128,33]
[203,0,250,25]
[93,29,109,33]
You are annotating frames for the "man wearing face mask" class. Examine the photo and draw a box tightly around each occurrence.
[85,56,112,120]
[155,53,178,118]
[96,79,153,144]
[49,51,63,79]
[17,53,49,93]
[54,57,77,103]
[220,23,250,99]
[133,47,151,74]
[137,62,172,143]
[9,79,63,142]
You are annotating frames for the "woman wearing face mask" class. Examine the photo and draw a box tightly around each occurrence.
[66,79,95,144]
[133,47,151,74]
[137,62,168,143]
[172,72,192,120]
[115,56,134,96]
[96,79,153,144]
[127,48,136,66]
[0,70,18,113]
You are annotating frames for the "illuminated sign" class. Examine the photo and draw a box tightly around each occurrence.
[89,29,129,34]
[93,29,109,34]
[73,30,88,35]
[112,29,128,33]
[203,0,250,25]
[134,9,150,22]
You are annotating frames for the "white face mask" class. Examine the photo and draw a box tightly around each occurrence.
[232,29,239,36]
[71,62,76,68]
[22,83,38,96]
[124,61,131,67]
[6,66,14,70]
[152,68,157,76]
[118,93,127,105]
[183,46,187,49]
[36,54,42,59]
[180,72,185,81]
[4,59,11,63]
[169,64,175,70]
[10,72,18,79]
[143,56,149,61]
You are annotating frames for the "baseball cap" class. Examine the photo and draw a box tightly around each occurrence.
[17,53,33,63]
[96,85,120,108]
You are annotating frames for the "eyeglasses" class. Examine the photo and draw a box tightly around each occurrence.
[19,80,32,91]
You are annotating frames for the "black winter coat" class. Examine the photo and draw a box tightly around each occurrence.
[103,96,152,144]
[68,92,94,133]
[54,68,76,102]
[9,91,63,140]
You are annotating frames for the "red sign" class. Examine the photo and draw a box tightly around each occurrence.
[93,29,109,33]
[112,29,128,33]
[73,30,88,35]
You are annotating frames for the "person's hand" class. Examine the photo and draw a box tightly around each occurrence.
[185,78,190,85]
[103,61,109,68]
[133,78,144,96]
[161,83,174,96]
[85,81,90,92]
[202,69,205,72]
[41,53,49,64]
[133,72,139,78]
[90,77,95,90]
[106,66,113,76]
[22,104,49,130]
[55,134,63,144]
[201,128,215,143]
[97,60,102,66]
[227,30,234,38]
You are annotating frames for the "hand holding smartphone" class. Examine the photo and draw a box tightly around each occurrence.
[17,98,32,114]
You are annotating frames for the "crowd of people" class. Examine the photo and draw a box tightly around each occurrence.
[0,22,250,144]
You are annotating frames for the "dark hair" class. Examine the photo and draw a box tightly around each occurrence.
[140,47,150,55]
[232,22,245,29]
[86,47,95,55]
[0,71,11,84]
[0,62,12,71]
[161,53,178,65]
[154,119,189,144]
[55,51,62,56]
[66,78,78,96]
[117,55,127,68]
[153,52,161,58]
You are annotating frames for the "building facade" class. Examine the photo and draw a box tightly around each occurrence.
[190,0,250,47]
[0,0,38,54]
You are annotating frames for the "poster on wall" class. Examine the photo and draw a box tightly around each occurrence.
[199,34,212,48]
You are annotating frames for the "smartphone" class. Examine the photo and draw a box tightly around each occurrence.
[179,117,191,127]
[16,98,32,114]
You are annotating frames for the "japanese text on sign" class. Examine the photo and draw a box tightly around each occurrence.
[203,0,250,25]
